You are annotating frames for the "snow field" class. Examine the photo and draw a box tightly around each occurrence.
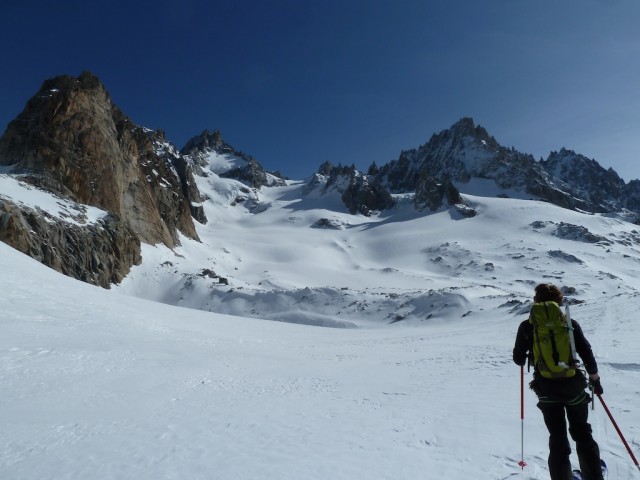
[3,157,640,478]
[2,241,640,479]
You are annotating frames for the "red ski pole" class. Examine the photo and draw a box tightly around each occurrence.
[518,366,527,469]
[597,394,640,473]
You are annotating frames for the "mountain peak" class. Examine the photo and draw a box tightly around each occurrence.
[450,116,476,131]
[36,70,108,100]
[445,117,493,144]
[181,129,228,155]
[0,71,202,286]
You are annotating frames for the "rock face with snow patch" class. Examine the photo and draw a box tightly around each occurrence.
[376,118,576,208]
[371,117,640,220]
[148,130,207,226]
[541,148,624,212]
[539,149,640,218]
[414,173,471,214]
[307,117,638,217]
[0,72,202,285]
[302,117,640,220]
[309,162,395,215]
[341,172,395,216]
[0,199,140,287]
[181,129,286,188]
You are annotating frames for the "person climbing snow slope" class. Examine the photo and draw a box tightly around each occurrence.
[513,283,604,480]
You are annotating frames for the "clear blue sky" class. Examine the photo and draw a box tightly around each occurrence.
[1,0,639,180]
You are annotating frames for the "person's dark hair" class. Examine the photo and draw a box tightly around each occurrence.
[534,283,564,305]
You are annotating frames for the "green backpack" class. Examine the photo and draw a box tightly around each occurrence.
[529,301,577,379]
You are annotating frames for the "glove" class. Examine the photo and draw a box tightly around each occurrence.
[589,378,603,395]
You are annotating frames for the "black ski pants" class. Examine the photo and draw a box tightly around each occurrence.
[538,400,603,480]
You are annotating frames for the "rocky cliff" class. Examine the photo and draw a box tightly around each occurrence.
[0,199,140,286]
[0,71,204,287]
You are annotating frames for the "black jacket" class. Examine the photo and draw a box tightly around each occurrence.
[513,318,598,375]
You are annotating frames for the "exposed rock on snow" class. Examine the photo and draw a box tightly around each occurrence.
[548,250,584,263]
[0,197,140,287]
[530,220,554,230]
[553,222,611,244]
[309,162,395,215]
[311,218,346,230]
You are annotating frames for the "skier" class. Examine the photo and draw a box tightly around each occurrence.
[513,283,604,480]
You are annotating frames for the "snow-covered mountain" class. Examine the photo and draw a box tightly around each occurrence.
[2,72,640,327]
[375,117,640,218]
[2,73,640,479]
[4,73,640,292]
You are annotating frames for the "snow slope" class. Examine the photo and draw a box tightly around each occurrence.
[2,164,640,479]
[118,168,640,329]
[2,239,640,479]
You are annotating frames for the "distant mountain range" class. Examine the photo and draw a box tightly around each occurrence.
[1,71,639,287]
[374,117,640,216]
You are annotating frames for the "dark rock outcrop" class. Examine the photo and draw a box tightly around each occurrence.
[311,218,346,229]
[312,162,395,215]
[414,174,462,211]
[0,199,140,287]
[341,173,395,216]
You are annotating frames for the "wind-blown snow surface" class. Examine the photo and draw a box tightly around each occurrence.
[2,167,640,478]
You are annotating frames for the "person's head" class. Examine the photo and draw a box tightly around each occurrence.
[534,283,563,305]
